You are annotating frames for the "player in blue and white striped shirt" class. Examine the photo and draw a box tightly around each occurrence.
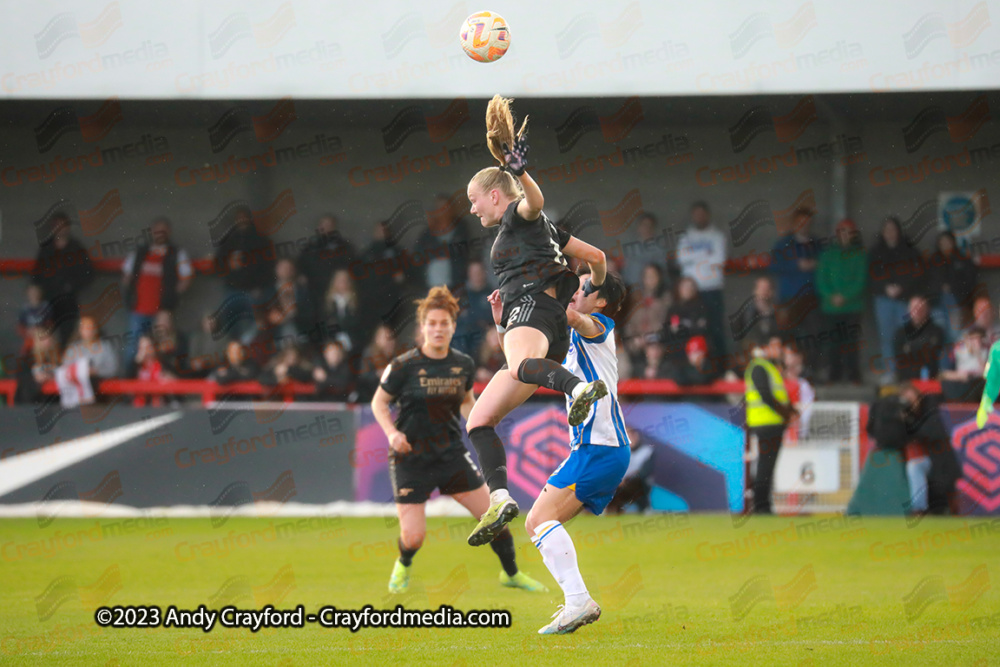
[524,270,630,635]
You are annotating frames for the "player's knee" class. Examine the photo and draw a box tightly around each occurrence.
[523,513,537,536]
[524,509,544,536]
[507,364,522,383]
[400,530,425,550]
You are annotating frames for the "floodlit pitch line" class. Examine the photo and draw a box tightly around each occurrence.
[0,412,181,498]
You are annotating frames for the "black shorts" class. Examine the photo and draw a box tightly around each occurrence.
[501,291,571,363]
[389,450,485,504]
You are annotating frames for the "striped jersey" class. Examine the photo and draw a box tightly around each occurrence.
[564,312,630,449]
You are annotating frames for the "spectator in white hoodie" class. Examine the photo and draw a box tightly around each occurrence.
[676,201,729,363]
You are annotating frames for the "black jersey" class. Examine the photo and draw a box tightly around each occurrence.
[379,347,476,461]
[490,200,578,306]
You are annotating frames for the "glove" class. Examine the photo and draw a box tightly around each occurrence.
[582,278,602,296]
[977,396,992,429]
[501,135,530,176]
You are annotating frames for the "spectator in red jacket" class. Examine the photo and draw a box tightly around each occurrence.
[121,216,193,374]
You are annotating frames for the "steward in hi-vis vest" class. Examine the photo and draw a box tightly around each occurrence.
[744,336,796,514]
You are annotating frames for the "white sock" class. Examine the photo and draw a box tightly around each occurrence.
[531,520,588,606]
[571,382,587,400]
[490,488,511,504]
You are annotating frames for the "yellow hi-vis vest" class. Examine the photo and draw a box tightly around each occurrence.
[744,358,789,428]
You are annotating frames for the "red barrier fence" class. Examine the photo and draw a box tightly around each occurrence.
[0,377,946,407]
[0,378,752,407]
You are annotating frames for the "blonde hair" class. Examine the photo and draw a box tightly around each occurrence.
[469,94,528,199]
[416,285,460,324]
[486,94,528,166]
[326,268,357,309]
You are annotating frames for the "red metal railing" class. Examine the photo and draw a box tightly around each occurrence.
[0,378,752,407]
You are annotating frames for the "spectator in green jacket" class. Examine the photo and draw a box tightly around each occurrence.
[817,219,867,383]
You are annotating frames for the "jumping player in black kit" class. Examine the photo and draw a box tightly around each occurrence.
[371,286,547,594]
[465,95,610,546]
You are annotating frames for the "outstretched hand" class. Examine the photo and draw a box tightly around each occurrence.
[501,135,530,176]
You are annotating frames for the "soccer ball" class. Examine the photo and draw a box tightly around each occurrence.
[460,11,510,62]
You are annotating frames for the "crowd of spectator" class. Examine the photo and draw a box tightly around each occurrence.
[4,195,995,405]
[616,201,992,400]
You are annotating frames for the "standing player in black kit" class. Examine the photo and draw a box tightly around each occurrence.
[465,95,610,546]
[371,286,547,594]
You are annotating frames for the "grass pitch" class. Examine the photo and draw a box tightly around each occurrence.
[1,513,998,665]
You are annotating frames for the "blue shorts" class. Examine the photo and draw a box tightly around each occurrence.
[548,444,631,515]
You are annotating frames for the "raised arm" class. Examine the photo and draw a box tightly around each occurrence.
[563,237,607,287]
[515,170,544,221]
[566,309,604,339]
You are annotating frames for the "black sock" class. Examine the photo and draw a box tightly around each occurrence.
[490,527,518,577]
[517,358,582,396]
[398,538,418,566]
[468,426,508,492]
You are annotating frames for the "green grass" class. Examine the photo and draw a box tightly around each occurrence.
[2,513,999,665]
